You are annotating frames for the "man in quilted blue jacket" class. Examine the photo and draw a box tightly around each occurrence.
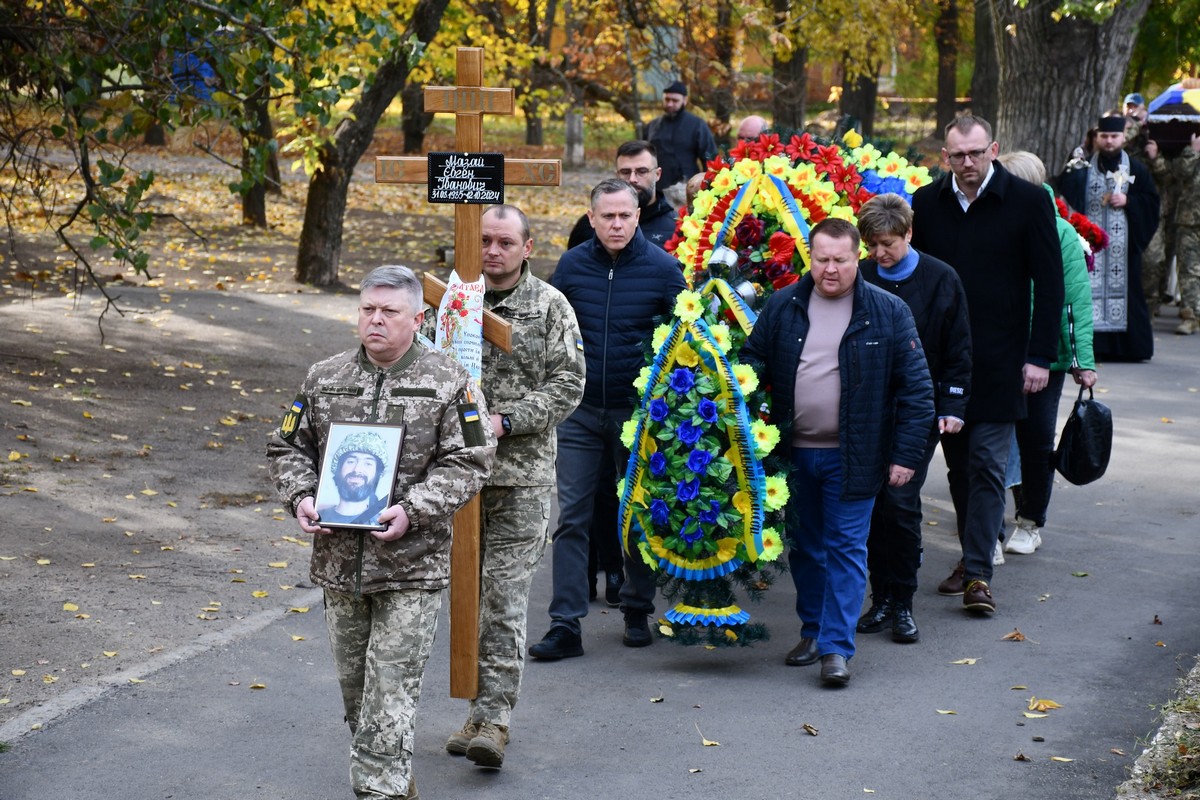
[741,218,934,687]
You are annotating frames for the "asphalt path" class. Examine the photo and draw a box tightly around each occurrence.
[2,307,1198,800]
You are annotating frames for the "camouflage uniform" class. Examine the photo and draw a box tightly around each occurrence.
[1132,122,1179,317]
[267,342,495,799]
[426,263,585,729]
[1163,147,1200,324]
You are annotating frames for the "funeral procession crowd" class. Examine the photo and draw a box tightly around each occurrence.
[266,79,1200,799]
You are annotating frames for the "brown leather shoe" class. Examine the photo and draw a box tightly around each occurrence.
[937,561,966,596]
[963,580,996,613]
[785,637,820,666]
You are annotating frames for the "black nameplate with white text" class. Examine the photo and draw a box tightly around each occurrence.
[427,152,505,204]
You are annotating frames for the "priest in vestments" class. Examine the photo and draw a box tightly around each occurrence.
[1059,114,1160,361]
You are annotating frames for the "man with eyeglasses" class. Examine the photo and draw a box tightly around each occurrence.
[567,140,680,250]
[910,115,1064,616]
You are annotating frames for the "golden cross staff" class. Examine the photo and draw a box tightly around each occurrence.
[374,46,561,699]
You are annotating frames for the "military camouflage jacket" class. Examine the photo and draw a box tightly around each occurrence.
[266,342,495,594]
[423,263,585,486]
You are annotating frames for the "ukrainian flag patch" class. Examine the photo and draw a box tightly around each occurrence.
[458,402,486,447]
[280,395,305,440]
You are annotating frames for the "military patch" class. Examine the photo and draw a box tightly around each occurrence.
[575,337,584,352]
[319,385,364,397]
[458,402,486,447]
[280,395,305,441]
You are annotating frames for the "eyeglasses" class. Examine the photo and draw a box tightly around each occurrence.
[616,167,653,179]
[946,148,991,165]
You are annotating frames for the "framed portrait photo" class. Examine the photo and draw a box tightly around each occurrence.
[315,421,406,531]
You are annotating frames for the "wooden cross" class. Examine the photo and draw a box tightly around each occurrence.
[374,47,561,699]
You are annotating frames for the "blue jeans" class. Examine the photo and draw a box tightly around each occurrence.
[547,403,655,635]
[788,447,876,660]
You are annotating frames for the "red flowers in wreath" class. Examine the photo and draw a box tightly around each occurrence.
[1056,197,1110,272]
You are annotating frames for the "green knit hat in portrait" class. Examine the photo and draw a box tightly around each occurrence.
[332,431,388,468]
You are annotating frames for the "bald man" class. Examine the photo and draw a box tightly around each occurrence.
[737,115,768,142]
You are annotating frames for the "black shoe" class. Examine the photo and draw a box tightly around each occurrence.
[622,613,653,647]
[820,654,850,686]
[856,597,895,634]
[528,627,583,660]
[604,571,624,608]
[891,605,920,643]
[784,636,820,666]
[588,581,597,602]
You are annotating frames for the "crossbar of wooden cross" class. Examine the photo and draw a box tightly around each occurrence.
[373,46,560,700]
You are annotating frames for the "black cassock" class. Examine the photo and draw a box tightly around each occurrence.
[1059,154,1160,362]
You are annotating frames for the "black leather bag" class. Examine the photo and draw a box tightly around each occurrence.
[1055,386,1112,486]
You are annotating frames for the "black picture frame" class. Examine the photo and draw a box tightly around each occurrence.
[315,421,405,531]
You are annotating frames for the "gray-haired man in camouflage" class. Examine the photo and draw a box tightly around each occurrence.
[267,264,495,800]
[426,205,585,769]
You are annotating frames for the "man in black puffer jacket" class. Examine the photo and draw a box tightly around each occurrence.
[741,218,934,687]
[528,179,688,661]
[567,140,680,251]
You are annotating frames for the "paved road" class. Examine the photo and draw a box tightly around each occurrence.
[2,308,1198,800]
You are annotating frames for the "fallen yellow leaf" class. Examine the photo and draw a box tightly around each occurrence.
[11,669,27,676]
[291,635,305,642]
[950,658,978,665]
[250,683,267,690]
[695,723,720,747]
[36,558,51,565]
[287,607,310,613]
[1155,641,1167,647]
[1050,756,1074,762]
[82,411,93,419]
[42,674,57,684]
[63,602,79,612]
[1028,696,1063,712]
[1111,748,1127,756]
[103,651,118,658]
[252,590,269,598]
[129,678,145,684]
[81,563,94,568]
[0,556,16,561]
[936,709,957,715]
[219,417,238,426]
[268,561,288,568]
[1002,629,1026,641]
[140,488,158,496]
[11,399,32,406]
[101,517,117,523]
[7,450,20,461]
[128,574,146,580]
[1023,712,1049,718]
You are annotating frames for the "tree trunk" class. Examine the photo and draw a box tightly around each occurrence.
[989,0,1150,176]
[772,30,807,132]
[295,0,451,286]
[711,0,736,148]
[561,0,585,168]
[401,80,434,154]
[241,86,274,227]
[840,63,878,137]
[143,123,166,146]
[258,98,281,196]
[934,0,959,139]
[969,0,998,125]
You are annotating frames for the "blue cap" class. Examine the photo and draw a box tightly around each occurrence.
[1124,92,1145,107]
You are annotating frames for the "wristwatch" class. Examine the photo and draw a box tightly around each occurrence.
[500,414,512,435]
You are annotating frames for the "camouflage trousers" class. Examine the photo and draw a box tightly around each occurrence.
[325,587,441,799]
[1178,225,1200,317]
[464,484,552,728]
[1142,222,1178,313]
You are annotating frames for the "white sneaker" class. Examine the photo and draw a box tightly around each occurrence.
[992,539,1006,566]
[1005,524,1042,555]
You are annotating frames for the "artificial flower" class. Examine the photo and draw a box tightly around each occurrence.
[759,527,784,562]
[674,343,700,368]
[764,474,790,511]
[649,451,668,477]
[697,397,720,424]
[750,419,781,456]
[677,419,703,447]
[735,215,765,248]
[650,499,670,527]
[767,231,796,265]
[620,417,639,449]
[686,449,714,474]
[842,128,863,148]
[676,477,701,503]
[633,365,653,393]
[732,363,759,394]
[652,324,672,351]
[732,490,752,516]
[709,323,732,353]
[699,499,722,524]
[648,397,671,422]
[638,540,656,568]
[669,367,696,394]
[674,290,705,323]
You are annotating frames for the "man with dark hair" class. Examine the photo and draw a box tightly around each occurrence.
[741,218,935,687]
[528,179,687,660]
[437,204,585,769]
[320,431,390,525]
[267,264,495,800]
[854,193,971,644]
[567,141,679,250]
[645,81,718,193]
[1061,114,1160,360]
[911,114,1065,615]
